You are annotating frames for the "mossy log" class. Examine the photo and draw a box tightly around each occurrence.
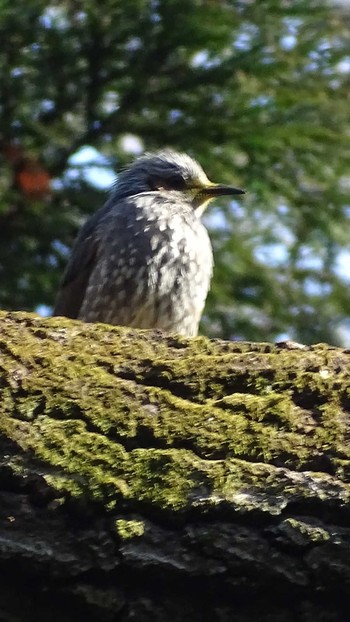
[1,311,350,621]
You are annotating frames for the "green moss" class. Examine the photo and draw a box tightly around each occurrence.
[1,311,350,519]
[280,518,331,545]
[115,519,145,539]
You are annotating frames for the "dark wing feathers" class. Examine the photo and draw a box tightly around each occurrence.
[53,215,99,319]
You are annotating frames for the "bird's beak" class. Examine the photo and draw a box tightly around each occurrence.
[202,183,245,197]
[192,180,245,213]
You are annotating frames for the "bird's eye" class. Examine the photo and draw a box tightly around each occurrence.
[169,177,186,191]
[148,179,163,191]
[148,176,186,192]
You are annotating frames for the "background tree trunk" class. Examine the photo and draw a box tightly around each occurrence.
[0,311,350,621]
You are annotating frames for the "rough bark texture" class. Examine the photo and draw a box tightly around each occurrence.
[0,311,350,621]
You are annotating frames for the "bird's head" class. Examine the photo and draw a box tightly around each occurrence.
[115,149,244,214]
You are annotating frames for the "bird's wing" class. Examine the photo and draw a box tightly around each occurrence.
[53,214,100,319]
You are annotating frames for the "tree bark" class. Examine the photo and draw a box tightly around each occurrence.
[0,311,350,621]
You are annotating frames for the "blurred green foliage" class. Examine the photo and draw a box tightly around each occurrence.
[1,0,350,343]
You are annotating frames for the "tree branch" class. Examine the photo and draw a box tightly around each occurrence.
[0,311,350,621]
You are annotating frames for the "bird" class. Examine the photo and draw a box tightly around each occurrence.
[53,149,244,336]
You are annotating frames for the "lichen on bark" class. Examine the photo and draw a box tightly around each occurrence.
[1,311,350,621]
